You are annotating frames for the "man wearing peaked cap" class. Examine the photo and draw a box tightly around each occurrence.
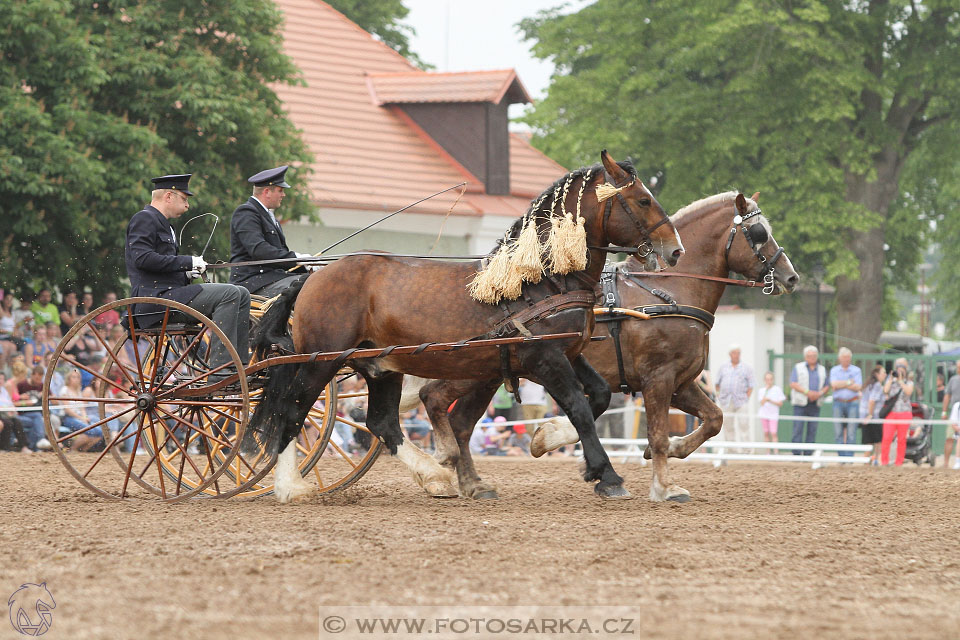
[125,173,251,369]
[229,165,314,296]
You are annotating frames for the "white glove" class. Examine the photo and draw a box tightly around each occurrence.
[295,252,313,259]
[186,269,203,280]
[191,256,207,274]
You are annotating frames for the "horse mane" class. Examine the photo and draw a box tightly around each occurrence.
[671,191,757,226]
[491,160,638,255]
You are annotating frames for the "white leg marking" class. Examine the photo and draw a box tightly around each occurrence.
[398,376,428,413]
[530,417,580,457]
[395,440,457,497]
[274,440,315,504]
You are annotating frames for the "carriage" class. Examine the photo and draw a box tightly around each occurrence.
[40,294,583,502]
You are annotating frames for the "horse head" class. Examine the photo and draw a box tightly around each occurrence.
[726,192,799,294]
[597,150,684,269]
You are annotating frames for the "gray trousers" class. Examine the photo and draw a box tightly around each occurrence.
[187,283,251,367]
[252,274,304,299]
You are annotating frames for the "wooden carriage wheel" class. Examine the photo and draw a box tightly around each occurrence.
[42,298,249,502]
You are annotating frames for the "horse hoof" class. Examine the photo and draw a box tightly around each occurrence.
[666,493,691,503]
[595,483,633,500]
[424,481,459,498]
[473,490,500,500]
[530,418,580,457]
[276,484,315,504]
[642,446,652,460]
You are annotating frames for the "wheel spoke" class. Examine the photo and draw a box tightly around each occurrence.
[82,409,140,479]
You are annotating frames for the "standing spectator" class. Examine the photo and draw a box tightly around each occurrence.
[940,360,960,433]
[94,292,121,330]
[880,358,914,466]
[714,344,755,445]
[491,384,514,421]
[789,345,829,455]
[829,347,863,456]
[757,371,785,451]
[945,400,960,470]
[518,379,548,422]
[30,289,59,326]
[59,291,82,336]
[859,365,887,465]
[0,372,30,453]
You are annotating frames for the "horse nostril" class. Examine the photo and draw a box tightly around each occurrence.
[787,275,799,285]
[672,248,683,259]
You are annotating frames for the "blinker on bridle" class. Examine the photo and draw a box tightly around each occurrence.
[600,170,673,259]
[723,207,784,294]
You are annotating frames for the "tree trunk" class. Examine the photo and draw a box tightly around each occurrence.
[836,155,903,350]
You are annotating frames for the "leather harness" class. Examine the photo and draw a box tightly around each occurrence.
[595,263,715,394]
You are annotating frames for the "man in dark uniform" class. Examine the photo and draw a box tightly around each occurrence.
[229,165,313,297]
[125,174,250,370]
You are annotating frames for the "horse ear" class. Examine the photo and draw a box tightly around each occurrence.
[751,191,760,203]
[601,150,628,182]
[735,193,748,214]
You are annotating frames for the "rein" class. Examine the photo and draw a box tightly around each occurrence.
[205,252,487,270]
[622,271,770,288]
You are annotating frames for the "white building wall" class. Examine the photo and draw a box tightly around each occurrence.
[709,309,785,441]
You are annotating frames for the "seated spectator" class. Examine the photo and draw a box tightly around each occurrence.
[483,415,511,456]
[80,292,94,317]
[24,325,57,368]
[6,361,49,450]
[468,411,495,455]
[59,291,82,336]
[0,372,30,453]
[94,292,121,331]
[0,295,21,373]
[13,296,35,340]
[30,288,59,326]
[56,368,103,451]
[402,407,432,451]
[64,324,106,367]
[504,423,531,456]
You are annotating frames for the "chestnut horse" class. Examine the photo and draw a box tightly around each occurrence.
[410,192,798,501]
[244,152,684,502]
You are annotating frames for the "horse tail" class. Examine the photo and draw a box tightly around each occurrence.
[241,275,309,457]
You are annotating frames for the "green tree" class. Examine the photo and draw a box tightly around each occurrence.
[521,0,960,347]
[329,0,430,69]
[0,0,312,297]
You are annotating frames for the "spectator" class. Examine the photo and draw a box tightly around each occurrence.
[56,368,103,451]
[80,292,94,317]
[13,296,35,339]
[24,325,57,367]
[685,370,715,435]
[94,292,121,330]
[468,411,495,455]
[59,291,82,336]
[829,347,863,457]
[491,384,514,420]
[7,362,49,450]
[504,422,531,456]
[0,372,30,453]
[859,365,886,465]
[940,360,960,427]
[30,288,59,326]
[936,372,945,404]
[946,400,960,470]
[880,358,914,467]
[714,344,755,446]
[483,416,511,455]
[789,345,829,455]
[757,371,785,452]
[402,407,432,451]
[518,379,548,422]
[0,295,21,372]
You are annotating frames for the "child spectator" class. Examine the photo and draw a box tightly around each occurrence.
[13,296,35,339]
[757,371,785,452]
[505,423,531,456]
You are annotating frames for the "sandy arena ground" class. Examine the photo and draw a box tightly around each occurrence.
[1,452,958,640]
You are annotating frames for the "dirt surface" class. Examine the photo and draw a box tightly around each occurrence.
[2,452,958,640]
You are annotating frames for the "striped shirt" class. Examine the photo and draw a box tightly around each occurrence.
[715,361,755,409]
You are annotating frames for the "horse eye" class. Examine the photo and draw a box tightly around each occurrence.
[638,198,651,207]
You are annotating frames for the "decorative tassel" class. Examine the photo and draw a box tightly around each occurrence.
[469,242,519,304]
[595,182,624,203]
[547,213,587,274]
[510,217,544,284]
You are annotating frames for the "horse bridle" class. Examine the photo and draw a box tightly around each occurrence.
[600,171,673,259]
[723,207,784,295]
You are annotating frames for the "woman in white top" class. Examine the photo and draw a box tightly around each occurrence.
[757,371,786,451]
[57,369,103,451]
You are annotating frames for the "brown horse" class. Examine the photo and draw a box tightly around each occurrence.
[411,192,798,501]
[243,151,684,502]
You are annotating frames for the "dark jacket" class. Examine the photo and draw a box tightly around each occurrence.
[125,205,201,326]
[229,197,299,293]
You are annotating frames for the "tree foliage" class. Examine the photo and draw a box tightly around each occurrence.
[0,0,313,297]
[520,0,960,345]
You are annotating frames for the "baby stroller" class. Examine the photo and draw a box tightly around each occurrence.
[904,402,936,466]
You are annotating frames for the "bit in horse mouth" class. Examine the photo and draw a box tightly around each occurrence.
[643,252,659,272]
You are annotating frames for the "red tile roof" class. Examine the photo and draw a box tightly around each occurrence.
[368,69,531,105]
[272,0,565,216]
